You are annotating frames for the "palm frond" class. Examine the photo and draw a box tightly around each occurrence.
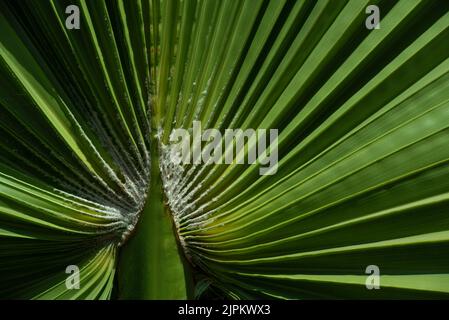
[1,0,449,299]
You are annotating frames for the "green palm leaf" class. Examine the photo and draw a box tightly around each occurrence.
[1,0,449,299]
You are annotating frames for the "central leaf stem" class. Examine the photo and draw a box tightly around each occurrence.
[116,122,192,299]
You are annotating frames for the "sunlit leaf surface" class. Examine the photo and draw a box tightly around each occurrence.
[1,0,449,299]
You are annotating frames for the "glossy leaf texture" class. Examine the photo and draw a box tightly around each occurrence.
[0,0,152,299]
[2,0,449,300]
[156,0,449,298]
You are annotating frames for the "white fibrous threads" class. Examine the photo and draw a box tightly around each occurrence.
[116,166,150,246]
[159,163,216,264]
[53,144,150,246]
[159,131,209,255]
[160,139,191,224]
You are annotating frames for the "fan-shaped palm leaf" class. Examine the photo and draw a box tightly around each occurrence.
[1,0,449,299]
